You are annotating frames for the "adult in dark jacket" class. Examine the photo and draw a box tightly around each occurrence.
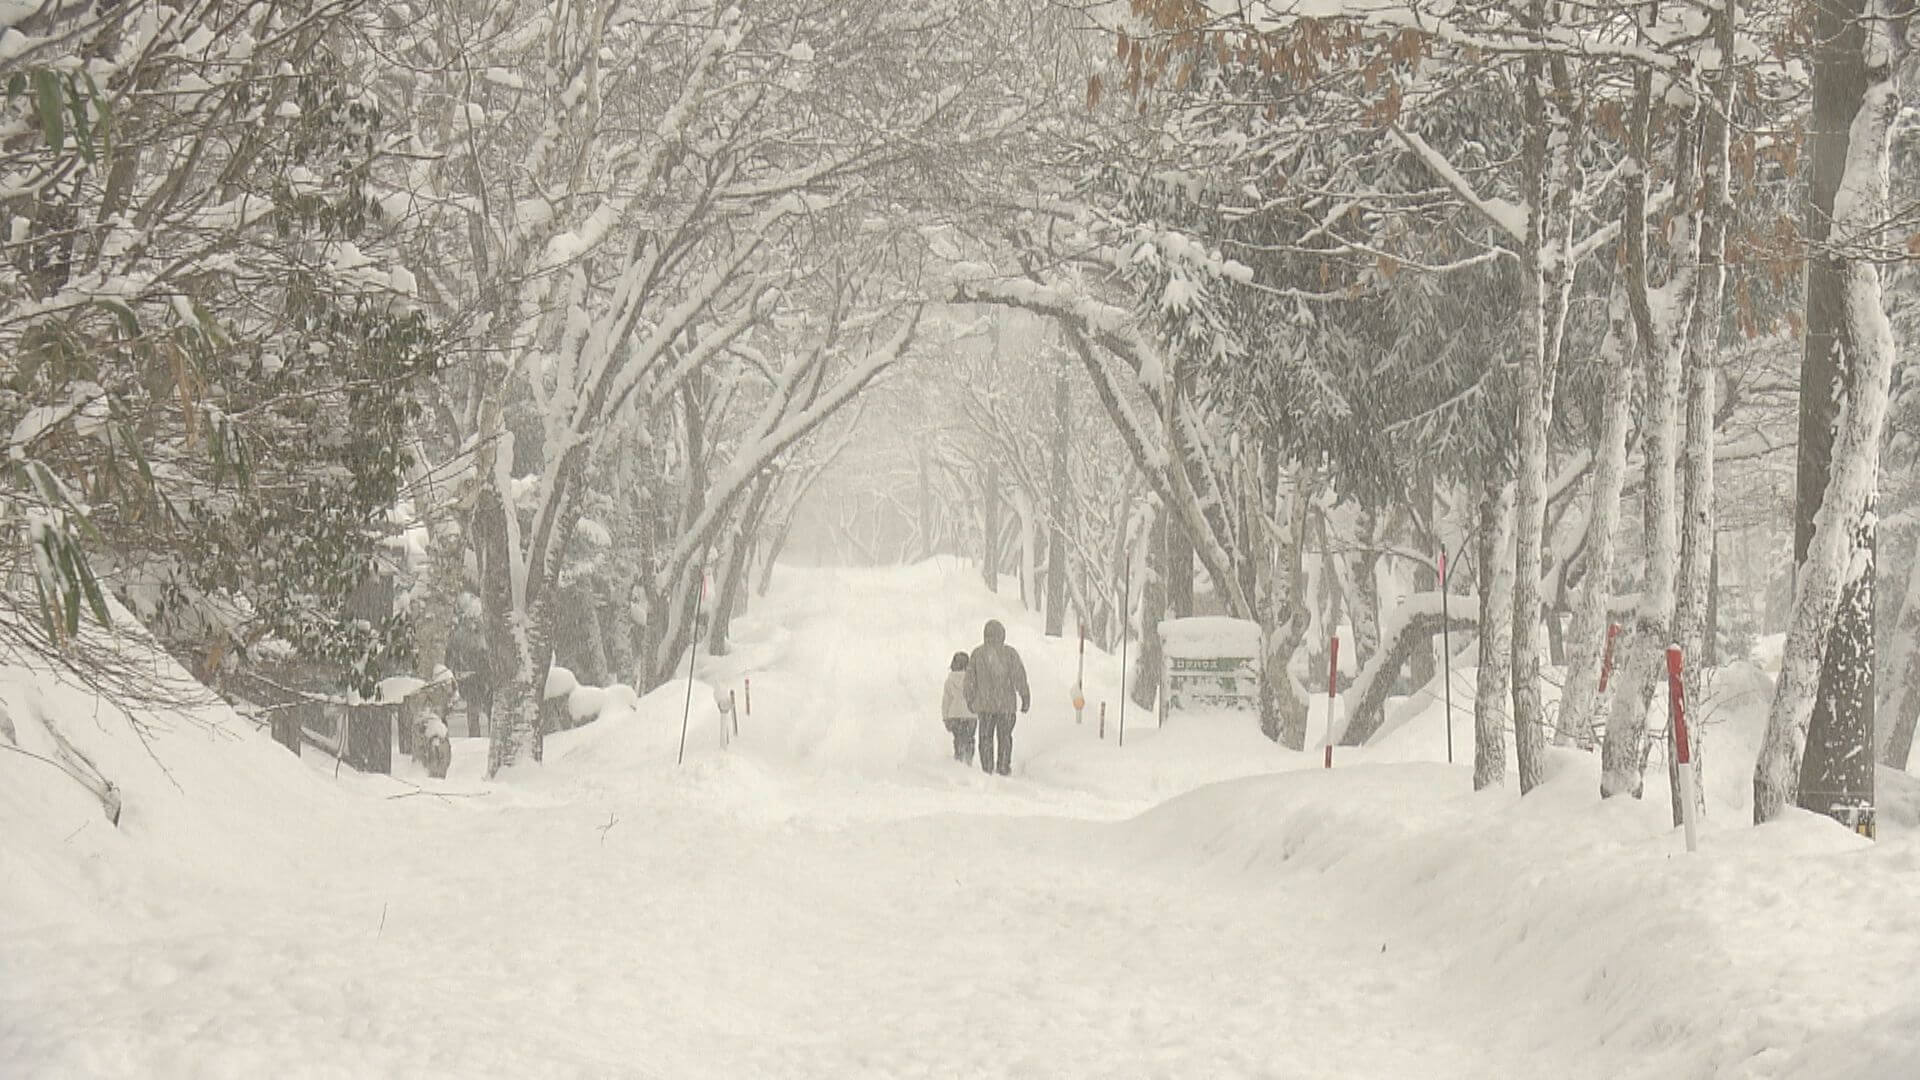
[965,619,1030,776]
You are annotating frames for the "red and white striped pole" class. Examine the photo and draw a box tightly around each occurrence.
[1324,635,1340,769]
[1667,645,1697,852]
[1599,623,1621,693]
[1074,625,1086,725]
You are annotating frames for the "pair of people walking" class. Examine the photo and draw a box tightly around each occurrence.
[941,619,1030,776]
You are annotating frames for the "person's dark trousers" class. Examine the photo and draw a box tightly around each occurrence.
[977,712,1016,775]
[945,718,978,763]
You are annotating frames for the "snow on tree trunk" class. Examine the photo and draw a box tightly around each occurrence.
[1350,507,1383,674]
[1879,542,1920,770]
[1600,327,1680,797]
[406,462,469,753]
[982,460,1001,593]
[1670,0,1735,825]
[1755,5,1903,826]
[1260,483,1311,749]
[1339,593,1479,746]
[1045,366,1071,636]
[1510,39,1579,796]
[1131,504,1168,712]
[1475,477,1517,790]
[1560,290,1635,750]
[1603,47,1701,800]
[1015,489,1037,611]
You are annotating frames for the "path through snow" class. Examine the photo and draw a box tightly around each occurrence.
[4,560,1916,1078]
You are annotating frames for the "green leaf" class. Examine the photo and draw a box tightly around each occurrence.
[84,73,111,156]
[33,70,65,154]
[93,297,141,338]
[64,567,82,636]
[77,551,112,628]
[6,73,24,101]
[66,74,93,163]
[54,536,81,635]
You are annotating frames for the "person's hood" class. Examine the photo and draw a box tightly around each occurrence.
[983,619,1006,645]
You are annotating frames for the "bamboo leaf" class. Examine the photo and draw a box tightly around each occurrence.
[93,297,141,338]
[77,551,112,628]
[33,70,65,154]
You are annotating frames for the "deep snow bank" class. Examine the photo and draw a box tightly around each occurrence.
[1111,757,1920,1080]
[0,618,359,933]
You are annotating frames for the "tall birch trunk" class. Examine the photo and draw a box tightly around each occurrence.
[1670,0,1735,824]
[1132,503,1168,711]
[1261,477,1312,749]
[1757,0,1904,827]
[1045,366,1071,635]
[1602,64,1697,800]
[1560,289,1635,749]
[982,460,1000,593]
[1511,28,1579,795]
[1475,476,1517,790]
[1351,506,1383,673]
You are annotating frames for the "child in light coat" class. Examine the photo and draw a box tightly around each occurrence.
[942,652,976,765]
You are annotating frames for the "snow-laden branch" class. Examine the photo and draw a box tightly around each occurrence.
[1389,125,1528,244]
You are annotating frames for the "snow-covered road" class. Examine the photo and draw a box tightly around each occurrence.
[4,560,1917,1078]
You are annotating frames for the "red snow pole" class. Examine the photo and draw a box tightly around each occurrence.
[1440,548,1453,765]
[1324,635,1339,769]
[1667,645,1698,853]
[1599,623,1621,693]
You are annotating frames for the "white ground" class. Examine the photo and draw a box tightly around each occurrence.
[3,559,1918,1078]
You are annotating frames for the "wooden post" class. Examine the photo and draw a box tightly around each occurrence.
[1324,636,1340,768]
[1440,549,1453,765]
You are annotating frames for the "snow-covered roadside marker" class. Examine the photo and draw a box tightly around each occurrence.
[1666,645,1697,853]
[1074,625,1085,725]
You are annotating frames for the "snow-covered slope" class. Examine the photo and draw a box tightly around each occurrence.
[1,560,1915,1079]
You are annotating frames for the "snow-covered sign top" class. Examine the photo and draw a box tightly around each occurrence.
[1159,617,1261,659]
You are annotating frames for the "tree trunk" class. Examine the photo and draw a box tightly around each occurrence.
[1558,304,1632,751]
[1878,538,1920,770]
[1669,0,1736,825]
[709,471,775,658]
[1603,42,1700,800]
[1409,471,1440,689]
[408,483,468,755]
[1341,600,1479,746]
[1602,320,1685,797]
[1511,38,1576,797]
[1475,476,1516,791]
[1046,366,1071,635]
[1167,515,1195,618]
[1351,506,1383,674]
[1755,0,1902,827]
[1132,504,1168,711]
[1261,480,1311,749]
[982,460,1000,593]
